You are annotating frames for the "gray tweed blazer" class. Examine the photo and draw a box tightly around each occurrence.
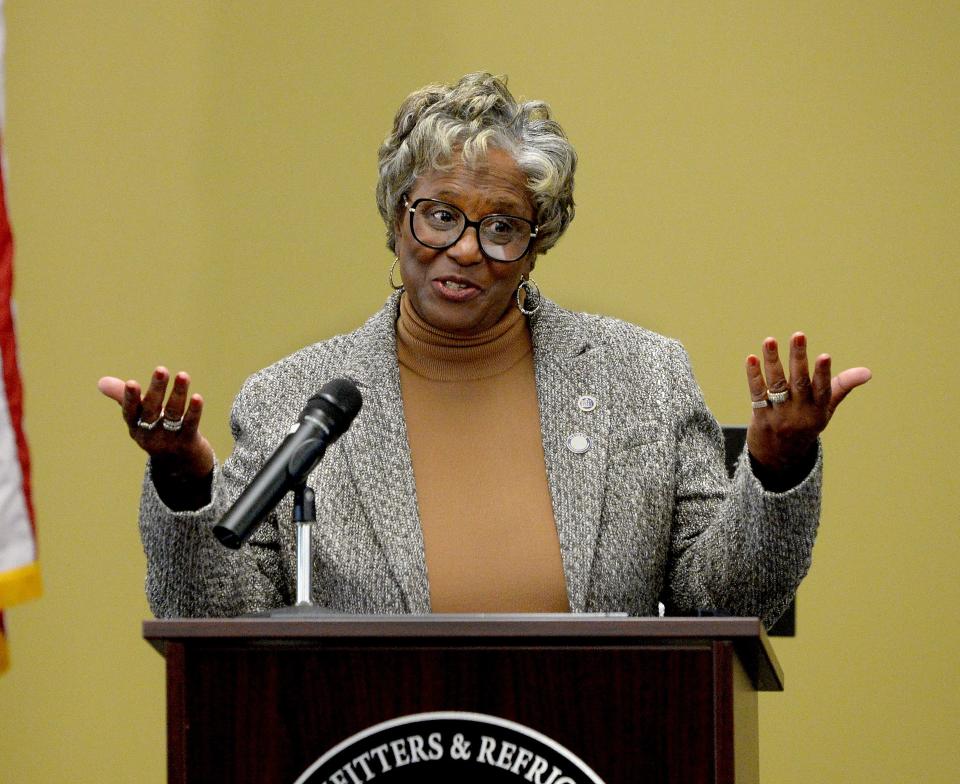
[139,293,821,624]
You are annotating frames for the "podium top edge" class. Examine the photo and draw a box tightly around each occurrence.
[143,615,782,690]
[143,614,766,639]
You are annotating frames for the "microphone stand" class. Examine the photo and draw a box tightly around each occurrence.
[293,483,315,607]
[265,482,338,616]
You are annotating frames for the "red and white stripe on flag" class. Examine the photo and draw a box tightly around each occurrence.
[0,1,40,674]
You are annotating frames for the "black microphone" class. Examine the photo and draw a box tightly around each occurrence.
[212,378,362,549]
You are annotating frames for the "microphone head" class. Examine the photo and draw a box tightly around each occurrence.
[308,378,362,438]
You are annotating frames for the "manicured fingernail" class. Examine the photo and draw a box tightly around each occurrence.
[796,334,806,348]
[747,355,759,367]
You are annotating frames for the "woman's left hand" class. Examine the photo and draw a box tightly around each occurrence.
[745,332,871,474]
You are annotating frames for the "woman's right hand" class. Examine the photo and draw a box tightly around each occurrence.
[98,366,215,510]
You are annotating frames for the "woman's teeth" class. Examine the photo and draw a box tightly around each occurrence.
[442,281,468,290]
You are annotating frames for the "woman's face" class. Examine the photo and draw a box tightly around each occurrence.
[394,148,535,336]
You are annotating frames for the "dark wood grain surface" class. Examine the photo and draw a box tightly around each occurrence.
[146,616,773,783]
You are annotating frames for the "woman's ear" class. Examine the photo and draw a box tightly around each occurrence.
[393,198,406,243]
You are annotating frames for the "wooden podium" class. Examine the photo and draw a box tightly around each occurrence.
[144,616,782,783]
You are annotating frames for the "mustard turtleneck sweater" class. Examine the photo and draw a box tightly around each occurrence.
[396,294,569,612]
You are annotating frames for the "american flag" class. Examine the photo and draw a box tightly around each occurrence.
[0,1,40,674]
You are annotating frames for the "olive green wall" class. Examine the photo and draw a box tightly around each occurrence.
[0,2,956,781]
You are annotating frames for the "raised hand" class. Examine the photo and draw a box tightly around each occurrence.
[98,367,215,509]
[745,333,871,474]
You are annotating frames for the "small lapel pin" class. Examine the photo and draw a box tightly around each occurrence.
[566,433,591,454]
[577,394,597,412]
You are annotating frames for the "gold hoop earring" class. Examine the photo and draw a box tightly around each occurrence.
[389,256,404,291]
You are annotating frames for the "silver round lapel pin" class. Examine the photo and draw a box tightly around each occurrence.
[577,394,597,412]
[566,433,591,454]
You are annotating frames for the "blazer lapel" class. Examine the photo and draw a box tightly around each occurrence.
[530,301,610,612]
[339,295,431,613]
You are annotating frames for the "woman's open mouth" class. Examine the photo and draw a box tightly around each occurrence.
[433,277,481,302]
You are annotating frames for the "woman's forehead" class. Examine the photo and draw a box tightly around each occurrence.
[413,149,532,215]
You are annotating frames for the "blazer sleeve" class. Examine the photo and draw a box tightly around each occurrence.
[138,378,289,618]
[661,341,822,627]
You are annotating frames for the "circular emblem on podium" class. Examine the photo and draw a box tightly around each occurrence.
[294,711,606,783]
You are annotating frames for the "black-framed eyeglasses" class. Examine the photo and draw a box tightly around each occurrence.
[405,197,538,263]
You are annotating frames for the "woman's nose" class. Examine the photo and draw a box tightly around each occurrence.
[446,226,483,265]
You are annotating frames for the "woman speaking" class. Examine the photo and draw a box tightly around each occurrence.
[99,73,870,624]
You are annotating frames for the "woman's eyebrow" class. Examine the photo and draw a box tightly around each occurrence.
[431,190,529,216]
[431,189,463,203]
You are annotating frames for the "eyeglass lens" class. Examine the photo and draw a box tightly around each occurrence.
[411,200,533,262]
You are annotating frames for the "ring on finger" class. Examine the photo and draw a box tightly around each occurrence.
[767,389,790,405]
[137,415,162,431]
[162,414,184,432]
[751,399,769,409]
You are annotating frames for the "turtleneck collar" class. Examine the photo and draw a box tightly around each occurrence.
[395,292,532,382]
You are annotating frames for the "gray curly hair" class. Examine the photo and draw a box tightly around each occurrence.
[376,73,576,256]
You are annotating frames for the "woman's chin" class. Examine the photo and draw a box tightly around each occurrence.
[423,304,488,335]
